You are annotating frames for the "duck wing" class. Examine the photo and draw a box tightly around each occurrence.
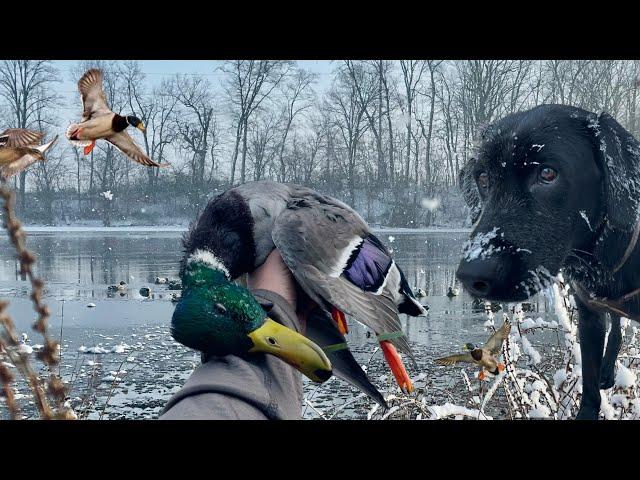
[435,352,475,366]
[78,68,112,121]
[0,151,39,179]
[305,308,387,407]
[106,131,168,168]
[34,135,58,154]
[0,129,44,148]
[272,192,414,362]
[483,319,511,355]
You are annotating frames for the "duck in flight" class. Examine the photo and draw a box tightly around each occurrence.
[0,129,58,180]
[435,319,511,380]
[66,68,168,168]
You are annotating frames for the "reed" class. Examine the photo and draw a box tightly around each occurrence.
[0,182,74,420]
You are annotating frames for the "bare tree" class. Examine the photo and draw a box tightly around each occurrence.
[169,74,217,212]
[222,60,293,184]
[400,60,427,184]
[248,111,280,181]
[0,60,60,212]
[121,62,177,197]
[326,67,370,205]
[275,67,317,182]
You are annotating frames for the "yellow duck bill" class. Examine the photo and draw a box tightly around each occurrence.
[136,123,146,132]
[248,318,332,383]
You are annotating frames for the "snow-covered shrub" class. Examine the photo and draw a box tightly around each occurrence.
[304,273,640,420]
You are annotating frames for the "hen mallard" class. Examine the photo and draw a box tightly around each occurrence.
[435,319,511,380]
[0,129,58,180]
[66,69,167,168]
[172,250,331,382]
[172,180,428,400]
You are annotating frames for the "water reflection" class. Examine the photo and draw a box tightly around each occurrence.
[0,231,557,419]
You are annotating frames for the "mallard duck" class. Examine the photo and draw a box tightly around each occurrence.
[139,286,151,297]
[447,286,459,298]
[435,319,511,380]
[172,251,331,382]
[155,276,169,284]
[107,281,127,293]
[169,292,181,303]
[66,69,167,168]
[471,298,502,313]
[0,129,58,180]
[175,180,428,394]
[168,280,182,290]
[415,288,426,298]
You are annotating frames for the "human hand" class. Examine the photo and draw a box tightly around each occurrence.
[246,249,320,334]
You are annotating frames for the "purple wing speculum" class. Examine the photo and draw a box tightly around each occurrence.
[342,234,393,293]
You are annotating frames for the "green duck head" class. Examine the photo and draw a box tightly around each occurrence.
[171,249,332,383]
[463,342,477,351]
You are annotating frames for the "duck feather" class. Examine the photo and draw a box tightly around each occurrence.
[106,131,168,168]
[272,191,415,362]
[78,68,111,121]
[0,128,44,148]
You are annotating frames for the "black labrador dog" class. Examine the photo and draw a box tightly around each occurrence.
[456,104,640,419]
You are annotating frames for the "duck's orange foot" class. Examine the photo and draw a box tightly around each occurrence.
[83,140,95,155]
[478,370,486,381]
[331,306,349,335]
[497,363,506,372]
[380,340,414,393]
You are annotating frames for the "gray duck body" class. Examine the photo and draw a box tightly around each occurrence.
[182,180,427,361]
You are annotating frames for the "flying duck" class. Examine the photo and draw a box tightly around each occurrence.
[0,129,58,180]
[173,180,428,397]
[435,319,511,380]
[66,68,167,168]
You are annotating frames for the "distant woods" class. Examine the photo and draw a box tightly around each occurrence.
[2,59,640,227]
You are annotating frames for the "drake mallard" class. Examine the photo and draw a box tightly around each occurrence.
[173,180,428,395]
[0,129,58,180]
[435,320,511,380]
[66,69,167,168]
[172,251,331,382]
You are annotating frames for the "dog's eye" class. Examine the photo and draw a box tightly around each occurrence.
[477,172,490,189]
[539,167,558,184]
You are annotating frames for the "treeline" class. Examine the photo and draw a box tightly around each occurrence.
[2,60,640,226]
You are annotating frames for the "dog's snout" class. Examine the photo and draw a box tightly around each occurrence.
[456,258,499,298]
[470,280,491,297]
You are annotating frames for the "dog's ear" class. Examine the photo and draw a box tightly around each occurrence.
[458,161,482,224]
[591,111,640,232]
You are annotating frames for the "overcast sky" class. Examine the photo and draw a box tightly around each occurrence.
[53,60,336,128]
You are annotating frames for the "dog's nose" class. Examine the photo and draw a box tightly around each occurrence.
[456,258,499,298]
